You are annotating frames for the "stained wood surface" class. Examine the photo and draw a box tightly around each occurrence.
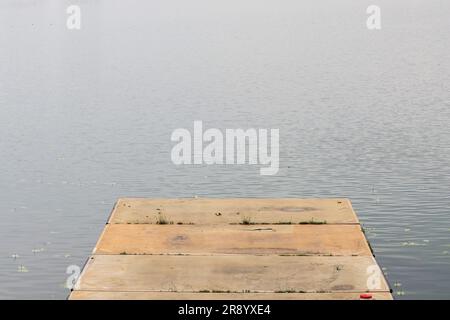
[108,198,359,225]
[74,255,389,293]
[94,224,371,256]
[69,198,391,300]
[70,290,393,300]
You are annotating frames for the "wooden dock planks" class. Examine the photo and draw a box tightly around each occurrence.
[69,198,392,300]
[70,291,394,300]
[108,198,359,225]
[74,255,388,293]
[93,224,371,256]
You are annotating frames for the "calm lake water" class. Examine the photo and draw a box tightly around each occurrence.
[1,0,450,299]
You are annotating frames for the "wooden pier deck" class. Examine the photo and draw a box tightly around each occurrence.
[69,198,392,300]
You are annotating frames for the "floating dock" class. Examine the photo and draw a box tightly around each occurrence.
[69,198,392,300]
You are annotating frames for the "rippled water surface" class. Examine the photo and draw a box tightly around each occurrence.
[1,0,450,299]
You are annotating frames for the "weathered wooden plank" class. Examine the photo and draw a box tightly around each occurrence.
[74,255,389,293]
[71,198,392,300]
[109,198,358,225]
[94,224,371,256]
[69,291,393,300]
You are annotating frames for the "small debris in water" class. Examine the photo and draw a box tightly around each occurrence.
[17,265,29,273]
[32,248,45,253]
[11,254,19,259]
[402,241,424,246]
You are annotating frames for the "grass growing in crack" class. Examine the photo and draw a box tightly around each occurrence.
[241,217,252,225]
[156,214,173,225]
[361,226,375,255]
[275,289,306,293]
[299,219,327,225]
[235,220,327,225]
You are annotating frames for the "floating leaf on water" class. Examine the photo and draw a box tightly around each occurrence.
[17,265,29,273]
[402,241,423,246]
